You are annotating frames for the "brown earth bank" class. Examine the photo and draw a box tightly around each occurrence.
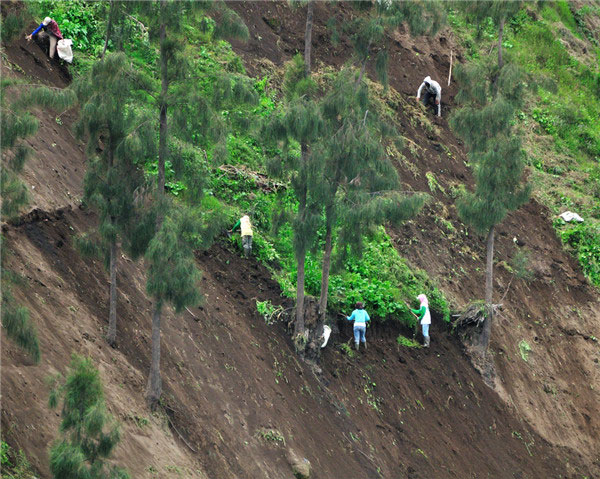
[1,205,593,479]
[1,2,599,479]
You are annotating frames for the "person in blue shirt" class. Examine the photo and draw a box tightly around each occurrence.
[347,302,370,351]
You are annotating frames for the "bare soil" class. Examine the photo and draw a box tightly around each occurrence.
[2,3,599,479]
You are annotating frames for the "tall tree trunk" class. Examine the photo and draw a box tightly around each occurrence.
[146,303,162,408]
[148,5,168,408]
[497,17,505,69]
[107,237,117,346]
[294,250,306,337]
[294,153,308,337]
[318,204,334,322]
[481,226,495,352]
[294,4,314,338]
[304,0,313,77]
[100,0,115,59]
[158,16,167,197]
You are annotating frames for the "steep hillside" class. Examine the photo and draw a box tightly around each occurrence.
[229,0,600,469]
[2,3,599,479]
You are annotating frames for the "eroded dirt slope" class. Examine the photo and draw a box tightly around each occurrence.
[229,0,600,471]
[2,4,599,479]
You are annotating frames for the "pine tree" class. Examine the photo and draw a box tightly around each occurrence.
[74,52,155,348]
[314,69,426,322]
[48,355,129,479]
[1,78,74,362]
[143,0,252,407]
[264,54,323,345]
[450,58,531,353]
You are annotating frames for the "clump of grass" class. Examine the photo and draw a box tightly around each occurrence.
[396,335,421,348]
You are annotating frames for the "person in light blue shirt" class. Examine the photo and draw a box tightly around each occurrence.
[347,302,370,351]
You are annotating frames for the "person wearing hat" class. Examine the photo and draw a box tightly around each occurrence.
[416,76,442,117]
[410,294,431,347]
[346,302,370,351]
[26,17,63,60]
[230,214,253,258]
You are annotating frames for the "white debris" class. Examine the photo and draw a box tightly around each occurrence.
[321,325,332,348]
[559,211,584,223]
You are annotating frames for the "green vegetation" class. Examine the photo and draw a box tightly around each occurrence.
[0,441,37,479]
[397,335,421,348]
[256,300,284,325]
[518,340,532,362]
[48,354,129,478]
[448,2,600,288]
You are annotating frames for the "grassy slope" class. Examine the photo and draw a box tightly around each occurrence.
[448,1,600,287]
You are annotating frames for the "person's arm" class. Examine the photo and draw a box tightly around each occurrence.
[411,306,426,320]
[435,84,442,103]
[27,22,44,40]
[31,23,44,36]
[416,82,425,99]
[365,311,370,322]
[232,219,241,231]
[347,311,356,321]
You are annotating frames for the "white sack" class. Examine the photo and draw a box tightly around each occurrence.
[321,325,332,348]
[57,39,73,63]
[559,211,584,223]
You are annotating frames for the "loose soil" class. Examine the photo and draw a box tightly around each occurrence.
[2,3,599,479]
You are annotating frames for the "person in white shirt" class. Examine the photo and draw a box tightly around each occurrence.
[416,76,442,117]
[410,294,432,348]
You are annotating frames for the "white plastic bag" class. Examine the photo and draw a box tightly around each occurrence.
[321,325,332,348]
[559,211,584,223]
[56,39,73,63]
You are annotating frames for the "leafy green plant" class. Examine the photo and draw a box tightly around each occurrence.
[518,340,532,362]
[559,222,600,287]
[1,441,10,466]
[340,343,355,358]
[255,428,286,446]
[256,300,284,325]
[396,335,421,348]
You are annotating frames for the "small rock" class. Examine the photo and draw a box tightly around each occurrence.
[286,449,311,479]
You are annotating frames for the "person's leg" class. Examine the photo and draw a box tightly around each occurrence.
[422,91,435,115]
[242,235,251,257]
[422,323,430,347]
[353,326,360,349]
[360,325,367,349]
[48,33,58,59]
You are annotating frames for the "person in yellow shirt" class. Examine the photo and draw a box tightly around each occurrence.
[231,215,253,257]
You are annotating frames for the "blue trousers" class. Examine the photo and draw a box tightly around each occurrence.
[354,324,366,343]
[422,323,430,337]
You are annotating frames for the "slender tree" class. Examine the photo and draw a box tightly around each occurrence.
[143,0,251,406]
[314,69,426,322]
[74,53,155,347]
[450,59,531,353]
[264,55,323,345]
[48,355,129,479]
